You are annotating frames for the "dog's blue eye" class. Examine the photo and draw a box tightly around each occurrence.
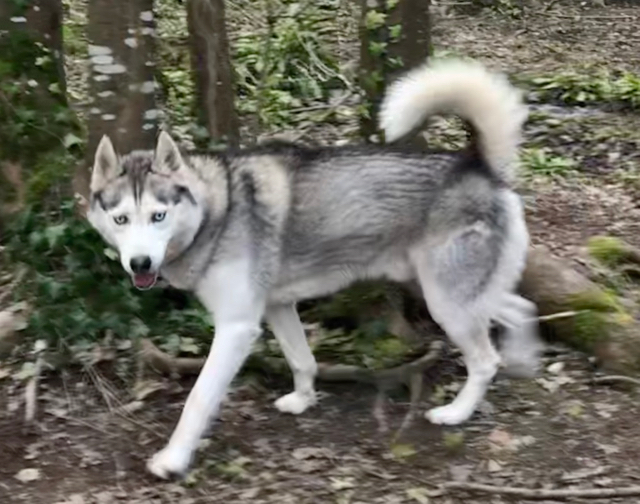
[152,211,166,223]
[114,215,128,225]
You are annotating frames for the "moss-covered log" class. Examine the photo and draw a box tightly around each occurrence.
[520,245,640,372]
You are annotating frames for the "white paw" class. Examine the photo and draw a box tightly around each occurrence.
[425,404,472,426]
[274,391,317,415]
[146,446,193,480]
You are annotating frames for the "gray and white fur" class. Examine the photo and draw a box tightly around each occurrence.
[87,58,542,479]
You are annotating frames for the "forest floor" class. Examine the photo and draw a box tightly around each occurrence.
[3,1,640,503]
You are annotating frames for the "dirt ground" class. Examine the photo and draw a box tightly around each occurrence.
[3,2,640,503]
[2,350,640,504]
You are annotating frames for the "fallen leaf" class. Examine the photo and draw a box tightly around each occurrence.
[215,457,251,480]
[595,442,620,455]
[487,459,503,473]
[513,435,536,449]
[546,362,565,374]
[442,431,465,451]
[330,476,356,490]
[68,495,85,504]
[95,491,114,504]
[488,428,512,448]
[565,402,585,418]
[239,487,260,499]
[406,487,430,503]
[449,463,472,483]
[292,446,334,460]
[488,428,535,452]
[390,443,417,459]
[15,468,40,482]
[561,465,608,482]
[133,380,167,401]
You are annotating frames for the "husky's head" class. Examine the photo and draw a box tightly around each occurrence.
[87,132,207,290]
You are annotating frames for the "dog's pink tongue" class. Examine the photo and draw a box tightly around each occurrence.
[133,273,157,290]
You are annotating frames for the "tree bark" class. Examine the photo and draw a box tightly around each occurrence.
[0,0,68,215]
[520,246,640,373]
[77,0,159,200]
[386,0,431,82]
[358,0,431,143]
[186,0,239,146]
[0,0,65,94]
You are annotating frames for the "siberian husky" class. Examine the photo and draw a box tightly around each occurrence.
[87,58,541,478]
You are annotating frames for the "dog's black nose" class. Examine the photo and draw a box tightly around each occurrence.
[130,256,152,274]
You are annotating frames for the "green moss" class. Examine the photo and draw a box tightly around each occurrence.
[588,236,629,267]
[366,335,411,369]
[567,288,632,349]
[570,288,625,313]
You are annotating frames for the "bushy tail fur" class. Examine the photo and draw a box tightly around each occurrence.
[379,59,528,183]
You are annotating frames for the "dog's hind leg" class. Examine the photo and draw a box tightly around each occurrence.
[266,303,318,415]
[410,233,502,426]
[424,308,499,425]
[495,293,543,378]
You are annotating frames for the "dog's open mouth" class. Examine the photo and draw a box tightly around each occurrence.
[133,273,158,290]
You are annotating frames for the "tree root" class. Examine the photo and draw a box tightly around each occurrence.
[139,338,443,387]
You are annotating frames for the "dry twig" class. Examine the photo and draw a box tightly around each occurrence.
[444,481,640,500]
[592,374,640,388]
[24,340,47,424]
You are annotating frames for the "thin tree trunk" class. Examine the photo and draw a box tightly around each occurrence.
[386,0,431,81]
[358,0,431,144]
[0,0,68,214]
[77,0,159,200]
[0,0,66,94]
[187,0,239,147]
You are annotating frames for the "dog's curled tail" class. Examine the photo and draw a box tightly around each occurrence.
[379,59,528,183]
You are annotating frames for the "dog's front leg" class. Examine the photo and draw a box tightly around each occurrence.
[147,260,265,479]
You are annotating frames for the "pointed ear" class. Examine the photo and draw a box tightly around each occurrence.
[154,131,184,173]
[90,135,120,192]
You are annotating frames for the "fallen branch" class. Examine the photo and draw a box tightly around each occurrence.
[535,310,586,323]
[592,375,640,388]
[392,370,424,443]
[139,338,443,387]
[316,341,443,386]
[140,338,204,376]
[444,481,640,500]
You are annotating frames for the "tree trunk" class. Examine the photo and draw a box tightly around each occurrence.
[386,0,431,82]
[358,0,431,143]
[0,0,69,215]
[0,0,66,94]
[76,0,159,200]
[186,0,239,147]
